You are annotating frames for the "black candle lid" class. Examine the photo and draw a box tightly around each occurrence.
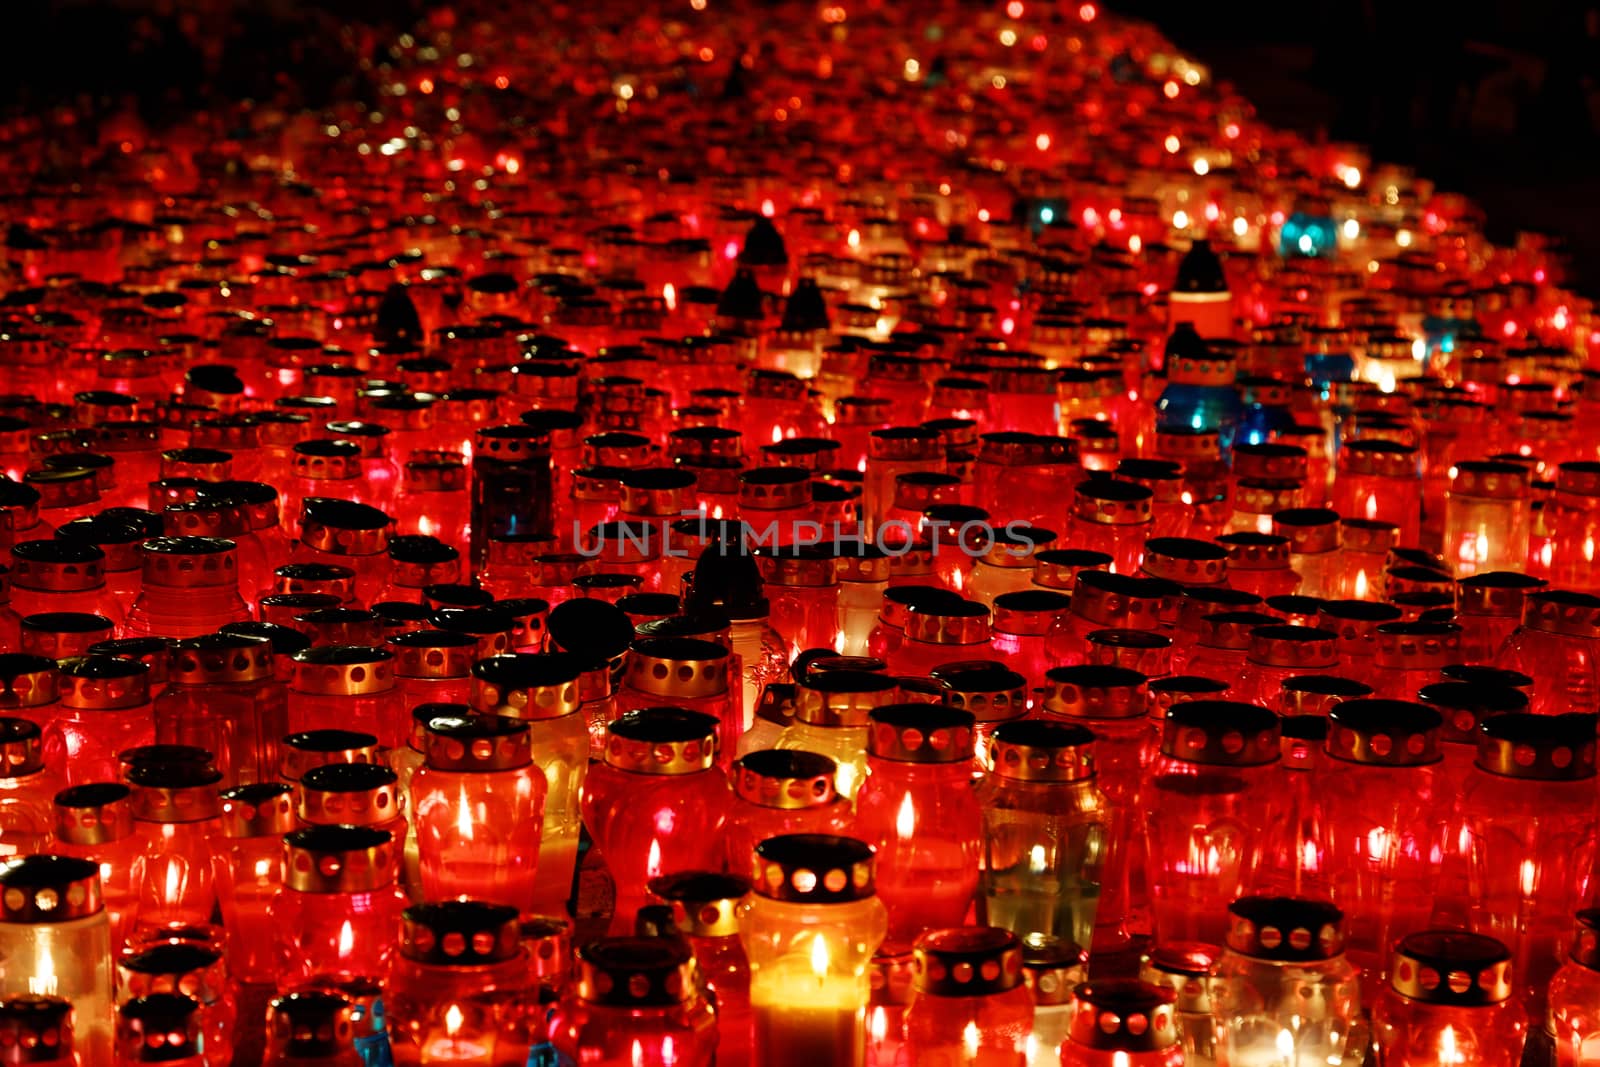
[751,834,876,903]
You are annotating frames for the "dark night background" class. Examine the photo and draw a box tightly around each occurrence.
[10,0,1600,282]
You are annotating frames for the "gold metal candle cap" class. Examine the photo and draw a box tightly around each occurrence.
[602,707,719,774]
[0,718,43,778]
[57,655,149,710]
[280,729,382,782]
[936,664,1028,724]
[1568,910,1600,972]
[386,629,477,679]
[283,825,395,893]
[1068,570,1176,629]
[116,994,201,1061]
[1246,625,1340,669]
[128,762,222,824]
[118,940,228,1005]
[422,714,533,772]
[624,637,731,700]
[1149,675,1231,716]
[1042,665,1149,720]
[1325,699,1443,766]
[575,938,697,1007]
[219,782,295,839]
[1225,896,1345,962]
[793,668,900,728]
[1030,548,1112,592]
[1522,590,1600,639]
[137,535,239,589]
[292,439,362,480]
[0,655,57,710]
[290,646,395,697]
[751,833,876,903]
[1216,532,1292,571]
[1457,571,1546,617]
[911,926,1024,996]
[9,540,105,592]
[1160,700,1280,766]
[1474,712,1597,781]
[298,498,391,557]
[1374,621,1462,670]
[1450,459,1529,498]
[733,749,838,810]
[1233,442,1308,482]
[1278,675,1374,718]
[1338,439,1417,478]
[866,704,974,763]
[1316,600,1403,655]
[470,652,583,719]
[1141,942,1220,1015]
[1271,508,1341,555]
[1389,929,1512,1005]
[297,762,402,827]
[647,871,751,938]
[988,719,1095,782]
[0,855,102,921]
[170,634,273,686]
[1067,979,1178,1053]
[1195,610,1278,651]
[1072,478,1153,525]
[400,900,522,965]
[266,992,358,1061]
[54,782,134,845]
[274,562,357,602]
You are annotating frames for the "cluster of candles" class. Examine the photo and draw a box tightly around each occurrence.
[2,0,1600,1064]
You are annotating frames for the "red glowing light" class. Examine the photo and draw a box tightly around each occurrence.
[1163,80,1179,99]
[1224,122,1240,139]
[1503,320,1518,338]
[1078,2,1097,19]
[419,77,434,94]
[1006,1,1024,17]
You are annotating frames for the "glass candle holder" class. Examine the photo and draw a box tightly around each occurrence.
[468,652,590,919]
[773,669,900,799]
[126,761,222,936]
[157,633,288,788]
[44,654,155,787]
[1270,508,1342,600]
[279,730,383,784]
[470,426,554,576]
[762,547,840,660]
[51,782,139,950]
[124,536,249,639]
[1442,460,1530,578]
[1068,479,1154,578]
[288,646,405,750]
[902,926,1033,1065]
[581,708,732,932]
[725,749,852,874]
[263,990,363,1066]
[8,541,112,623]
[213,782,293,985]
[863,428,944,539]
[1046,571,1175,669]
[837,546,892,658]
[1317,599,1403,677]
[296,761,408,884]
[269,825,405,994]
[1372,930,1523,1066]
[0,718,60,860]
[1058,979,1183,1066]
[0,855,114,1064]
[1212,896,1365,1066]
[547,937,717,1067]
[853,704,980,944]
[1156,330,1243,461]
[739,834,889,1067]
[647,871,753,1067]
[1496,590,1600,715]
[1216,533,1299,599]
[376,536,461,608]
[936,663,1029,769]
[989,590,1073,697]
[1454,571,1547,664]
[1550,462,1600,593]
[1180,610,1280,681]
[888,597,991,678]
[386,900,531,1066]
[411,714,545,913]
[1146,700,1281,946]
[1233,626,1341,709]
[1458,712,1597,1018]
[1333,440,1421,546]
[977,719,1108,952]
[1549,909,1600,1065]
[1369,621,1463,701]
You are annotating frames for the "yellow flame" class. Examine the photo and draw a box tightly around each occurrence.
[772,425,784,445]
[1439,1026,1463,1064]
[338,920,355,958]
[27,941,56,996]
[1520,859,1538,898]
[1354,569,1369,599]
[835,762,858,797]
[632,1039,646,1067]
[869,1006,887,1043]
[457,783,474,841]
[1366,827,1389,863]
[663,283,677,311]
[647,839,663,879]
[164,861,181,904]
[445,1004,464,1037]
[1276,1029,1294,1058]
[1028,845,1048,875]
[1364,493,1378,521]
[963,1021,980,1059]
[810,933,830,978]
[895,793,915,839]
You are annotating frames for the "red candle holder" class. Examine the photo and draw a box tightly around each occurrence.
[269,825,406,993]
[1373,930,1524,1066]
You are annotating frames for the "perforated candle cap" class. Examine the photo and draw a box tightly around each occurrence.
[298,761,402,827]
[127,762,222,823]
[290,645,395,697]
[1066,979,1178,1053]
[400,900,522,965]
[910,926,1024,996]
[603,707,720,774]
[751,833,876,903]
[116,993,200,1061]
[422,714,533,772]
[266,992,358,1061]
[732,749,838,809]
[624,637,731,700]
[1225,896,1345,962]
[0,995,74,1064]
[1140,942,1220,1015]
[283,824,394,893]
[865,704,974,762]
[1389,929,1512,1005]
[1043,665,1149,720]
[1271,508,1341,554]
[1325,698,1443,765]
[0,855,102,922]
[1418,681,1528,744]
[280,729,382,782]
[1475,711,1597,781]
[218,782,295,838]
[647,871,751,938]
[53,782,134,845]
[1068,569,1177,629]
[1522,590,1600,639]
[1160,700,1281,766]
[170,633,272,686]
[575,938,697,1007]
[470,652,583,719]
[1457,571,1546,617]
[57,655,149,710]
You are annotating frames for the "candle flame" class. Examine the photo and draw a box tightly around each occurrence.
[632,1040,646,1067]
[445,1004,464,1037]
[164,861,182,903]
[1366,827,1389,863]
[647,839,663,879]
[1276,1029,1294,1058]
[1353,569,1369,599]
[835,762,858,797]
[27,941,56,996]
[772,425,784,444]
[1364,493,1378,521]
[457,783,474,841]
[1439,1025,1463,1064]
[895,793,915,839]
[963,1021,980,1060]
[810,933,830,978]
[1028,844,1048,874]
[869,1006,887,1043]
[337,920,355,958]
[1520,859,1538,898]
[663,283,677,311]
